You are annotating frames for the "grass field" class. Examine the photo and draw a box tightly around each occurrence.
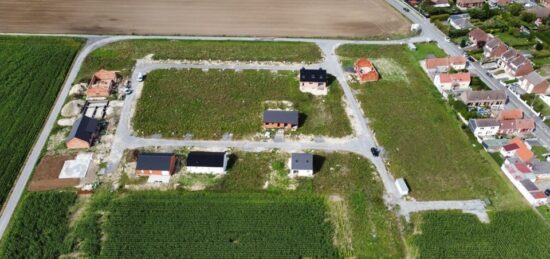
[410,210,550,258]
[78,40,322,80]
[0,36,82,206]
[134,69,352,139]
[336,44,520,204]
[0,192,76,259]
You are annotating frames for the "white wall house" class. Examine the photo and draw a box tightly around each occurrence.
[288,153,314,177]
[186,151,228,175]
[434,72,471,92]
[468,119,500,138]
[501,160,547,206]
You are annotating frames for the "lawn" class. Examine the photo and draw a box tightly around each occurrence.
[78,39,322,80]
[521,93,550,116]
[336,44,520,203]
[532,145,549,161]
[411,42,447,61]
[0,192,77,259]
[0,36,82,206]
[410,210,550,258]
[134,69,352,139]
[495,32,533,47]
[100,192,339,258]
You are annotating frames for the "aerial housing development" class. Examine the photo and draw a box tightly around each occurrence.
[2,0,550,258]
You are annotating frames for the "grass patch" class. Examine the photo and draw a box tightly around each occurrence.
[495,32,533,47]
[521,93,550,116]
[0,192,77,258]
[532,146,549,161]
[410,210,550,258]
[0,36,82,206]
[134,69,351,139]
[78,39,322,80]
[411,43,447,61]
[336,44,521,204]
[209,152,279,191]
[102,192,338,258]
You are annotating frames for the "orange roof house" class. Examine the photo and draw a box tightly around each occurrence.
[354,58,379,82]
[87,70,117,98]
[499,108,523,120]
[509,138,535,162]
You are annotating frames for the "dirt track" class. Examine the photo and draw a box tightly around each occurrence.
[0,0,410,38]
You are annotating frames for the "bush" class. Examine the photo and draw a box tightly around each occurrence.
[434,20,450,35]
[521,11,537,23]
[430,13,450,22]
[449,29,470,38]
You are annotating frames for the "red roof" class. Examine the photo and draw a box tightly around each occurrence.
[509,137,535,162]
[355,58,374,68]
[499,109,523,120]
[515,162,532,173]
[503,143,520,151]
[354,58,379,82]
[531,191,546,199]
[425,56,467,69]
[439,72,471,83]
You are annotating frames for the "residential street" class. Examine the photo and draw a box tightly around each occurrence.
[0,25,496,236]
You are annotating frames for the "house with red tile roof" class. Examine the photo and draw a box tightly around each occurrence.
[519,71,550,94]
[469,28,489,48]
[354,58,379,83]
[501,158,547,206]
[457,0,484,9]
[498,108,523,120]
[425,56,467,73]
[483,37,508,60]
[500,137,535,163]
[87,69,117,98]
[503,55,534,77]
[498,118,536,135]
[434,72,471,92]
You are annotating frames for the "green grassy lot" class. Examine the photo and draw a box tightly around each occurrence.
[336,44,522,205]
[0,192,76,259]
[134,69,352,139]
[521,93,550,116]
[532,146,549,161]
[78,40,322,80]
[411,42,447,60]
[410,210,550,258]
[0,36,82,206]
[495,32,533,47]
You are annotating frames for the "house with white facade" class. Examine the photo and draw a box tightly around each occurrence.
[519,71,550,94]
[288,153,314,177]
[468,118,500,138]
[434,72,471,92]
[135,153,177,183]
[501,159,548,206]
[299,68,327,96]
[186,151,228,174]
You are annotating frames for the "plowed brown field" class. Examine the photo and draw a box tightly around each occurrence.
[0,0,409,38]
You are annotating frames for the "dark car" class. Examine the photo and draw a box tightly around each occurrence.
[403,7,410,12]
[370,147,380,157]
[545,189,550,197]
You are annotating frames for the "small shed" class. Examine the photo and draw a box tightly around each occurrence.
[186,151,228,174]
[288,153,314,177]
[136,153,177,183]
[263,110,299,130]
[395,178,409,196]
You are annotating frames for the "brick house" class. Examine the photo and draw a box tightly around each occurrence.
[425,56,467,73]
[65,116,99,149]
[503,55,534,77]
[469,118,500,137]
[434,72,471,92]
[519,71,550,94]
[86,69,117,98]
[483,37,508,59]
[136,153,177,183]
[469,28,489,48]
[263,110,299,130]
[460,90,507,108]
[499,118,536,135]
[299,68,327,96]
[457,0,485,9]
[354,58,379,82]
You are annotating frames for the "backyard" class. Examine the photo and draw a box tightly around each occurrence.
[336,44,521,205]
[133,69,352,139]
[78,40,323,80]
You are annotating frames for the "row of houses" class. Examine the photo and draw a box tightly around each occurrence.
[423,55,472,93]
[469,108,535,137]
[135,151,316,183]
[469,28,549,94]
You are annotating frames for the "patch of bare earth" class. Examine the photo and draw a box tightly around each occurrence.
[28,155,80,191]
[0,0,409,38]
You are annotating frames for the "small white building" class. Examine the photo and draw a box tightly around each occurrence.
[59,153,93,179]
[395,178,409,196]
[410,24,421,32]
[186,151,228,174]
[434,72,471,92]
[468,118,500,138]
[288,153,314,177]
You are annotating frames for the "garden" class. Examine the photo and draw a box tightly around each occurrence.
[0,36,82,206]
[133,69,352,139]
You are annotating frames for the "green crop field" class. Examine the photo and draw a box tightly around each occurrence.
[100,192,338,258]
[134,69,351,139]
[410,210,550,258]
[78,39,322,80]
[336,44,520,204]
[0,36,82,206]
[0,192,76,259]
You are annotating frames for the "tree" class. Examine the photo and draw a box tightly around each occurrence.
[536,42,544,51]
[507,3,524,16]
[460,39,467,48]
[521,12,537,23]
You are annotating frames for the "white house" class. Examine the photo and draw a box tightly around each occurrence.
[501,159,547,206]
[434,72,471,92]
[468,119,500,138]
[186,151,228,174]
[288,153,314,177]
[519,71,550,94]
[448,14,472,30]
[395,178,409,196]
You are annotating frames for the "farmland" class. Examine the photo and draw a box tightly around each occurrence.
[0,36,82,206]
[0,192,76,259]
[410,210,550,258]
[336,44,519,203]
[78,40,323,80]
[100,192,339,258]
[133,69,352,139]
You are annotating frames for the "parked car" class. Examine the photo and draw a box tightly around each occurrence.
[403,7,410,12]
[370,147,380,157]
[444,37,451,42]
[137,72,144,82]
[545,189,550,197]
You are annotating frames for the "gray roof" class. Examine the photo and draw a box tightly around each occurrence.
[461,90,507,102]
[530,160,550,175]
[136,153,174,171]
[66,116,98,143]
[471,118,499,128]
[186,151,226,168]
[263,110,299,125]
[300,68,327,83]
[523,71,547,86]
[520,179,539,191]
[290,153,314,170]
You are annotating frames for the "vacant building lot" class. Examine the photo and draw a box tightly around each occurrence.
[337,44,519,204]
[133,69,352,139]
[77,40,323,80]
[27,155,80,192]
[0,0,410,38]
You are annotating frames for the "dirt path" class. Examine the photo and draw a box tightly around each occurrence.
[0,0,409,38]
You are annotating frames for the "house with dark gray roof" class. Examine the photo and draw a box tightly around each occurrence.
[288,153,314,177]
[460,90,507,108]
[136,153,177,183]
[263,110,299,130]
[468,118,500,137]
[186,151,228,174]
[65,116,99,149]
[299,68,328,96]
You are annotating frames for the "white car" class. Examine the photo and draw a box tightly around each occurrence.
[137,72,144,82]
[444,37,450,42]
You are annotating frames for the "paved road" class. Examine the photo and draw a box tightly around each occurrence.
[0,29,488,238]
[399,199,489,223]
